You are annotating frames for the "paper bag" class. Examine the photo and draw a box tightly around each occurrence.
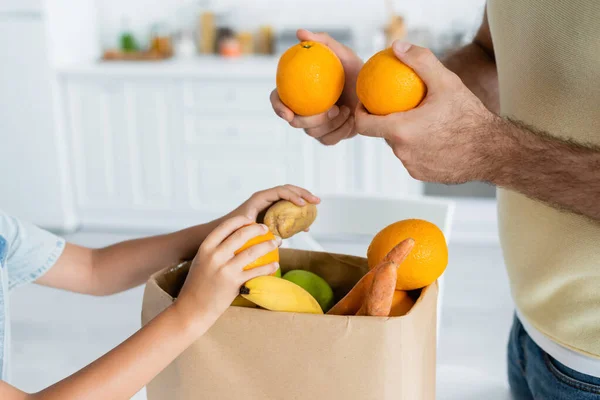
[142,248,437,400]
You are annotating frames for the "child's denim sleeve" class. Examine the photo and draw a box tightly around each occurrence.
[0,210,65,290]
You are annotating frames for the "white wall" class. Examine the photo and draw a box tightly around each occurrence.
[44,0,100,65]
[95,0,486,50]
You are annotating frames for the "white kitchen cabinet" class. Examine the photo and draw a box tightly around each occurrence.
[59,59,424,230]
[65,78,182,220]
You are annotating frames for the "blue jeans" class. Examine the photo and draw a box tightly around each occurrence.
[508,315,600,399]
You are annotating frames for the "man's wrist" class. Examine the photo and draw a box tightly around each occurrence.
[473,112,519,186]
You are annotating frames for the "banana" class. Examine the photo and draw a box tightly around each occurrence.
[231,295,258,308]
[240,276,323,314]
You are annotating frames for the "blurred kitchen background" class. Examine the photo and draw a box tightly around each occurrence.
[0,0,496,241]
[2,1,515,399]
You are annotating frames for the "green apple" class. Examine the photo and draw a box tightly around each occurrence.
[282,270,334,312]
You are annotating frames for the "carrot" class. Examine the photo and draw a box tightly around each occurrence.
[383,238,415,264]
[356,261,398,316]
[327,238,415,316]
[327,266,375,315]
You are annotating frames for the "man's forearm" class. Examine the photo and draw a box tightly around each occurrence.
[442,42,499,114]
[484,116,600,221]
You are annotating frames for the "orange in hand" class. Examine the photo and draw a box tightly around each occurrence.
[235,227,280,275]
[357,47,426,115]
[367,219,447,290]
[276,41,344,116]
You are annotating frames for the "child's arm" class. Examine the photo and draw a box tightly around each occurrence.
[1,216,278,399]
[35,185,319,296]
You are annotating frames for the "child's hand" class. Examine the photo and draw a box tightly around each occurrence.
[175,216,279,328]
[228,184,320,222]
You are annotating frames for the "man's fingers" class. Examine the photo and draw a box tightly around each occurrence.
[318,115,355,146]
[270,89,294,122]
[203,215,253,250]
[354,102,398,139]
[273,90,341,130]
[296,29,347,55]
[288,105,340,129]
[391,41,449,89]
[304,106,351,138]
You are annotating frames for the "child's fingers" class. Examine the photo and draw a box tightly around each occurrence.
[229,239,279,271]
[252,185,305,207]
[240,262,280,282]
[203,215,253,250]
[219,223,270,255]
[281,185,320,204]
[277,185,307,206]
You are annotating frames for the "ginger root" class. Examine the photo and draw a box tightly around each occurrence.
[263,200,317,239]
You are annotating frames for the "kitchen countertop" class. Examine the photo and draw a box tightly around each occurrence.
[55,50,377,78]
[57,56,279,78]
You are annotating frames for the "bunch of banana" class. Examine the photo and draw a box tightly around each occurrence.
[235,276,322,314]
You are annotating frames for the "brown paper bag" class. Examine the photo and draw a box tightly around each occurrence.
[142,248,437,400]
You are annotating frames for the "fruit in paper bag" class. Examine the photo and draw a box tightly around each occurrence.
[389,290,414,317]
[367,219,447,291]
[276,41,344,116]
[231,295,258,308]
[235,226,279,275]
[356,47,426,115]
[240,275,323,314]
[282,270,334,312]
[264,200,317,239]
[327,238,414,316]
[356,261,397,316]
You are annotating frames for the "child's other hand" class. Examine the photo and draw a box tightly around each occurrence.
[229,185,320,222]
[175,216,279,329]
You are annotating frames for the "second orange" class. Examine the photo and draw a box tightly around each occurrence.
[357,47,426,115]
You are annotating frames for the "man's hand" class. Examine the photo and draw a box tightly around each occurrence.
[228,184,320,222]
[270,29,363,146]
[355,41,600,221]
[355,41,495,184]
